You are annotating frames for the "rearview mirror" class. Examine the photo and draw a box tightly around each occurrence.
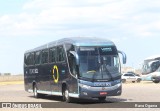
[69,51,79,65]
[118,50,127,64]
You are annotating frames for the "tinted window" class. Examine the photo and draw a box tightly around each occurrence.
[25,53,30,65]
[28,53,34,65]
[124,74,128,76]
[128,74,134,76]
[49,47,56,63]
[41,49,49,64]
[57,46,65,62]
[35,51,41,65]
[124,74,131,76]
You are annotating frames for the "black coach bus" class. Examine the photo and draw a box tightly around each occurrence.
[24,37,127,102]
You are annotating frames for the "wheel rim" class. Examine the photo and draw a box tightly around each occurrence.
[64,89,69,100]
[34,86,37,97]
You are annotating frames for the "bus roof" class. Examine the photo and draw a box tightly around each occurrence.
[25,37,115,53]
[144,55,160,61]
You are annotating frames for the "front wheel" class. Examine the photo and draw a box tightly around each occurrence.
[63,87,72,103]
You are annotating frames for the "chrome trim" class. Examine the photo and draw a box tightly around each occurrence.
[51,92,62,96]
[69,93,79,98]
[37,90,51,95]
[28,89,33,93]
[79,83,121,91]
[37,90,62,96]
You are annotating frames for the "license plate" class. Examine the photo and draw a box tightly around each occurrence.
[100,92,107,95]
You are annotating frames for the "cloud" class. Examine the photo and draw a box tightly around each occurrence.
[0,0,160,39]
[1,0,160,74]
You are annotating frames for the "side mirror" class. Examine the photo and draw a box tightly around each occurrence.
[69,51,79,65]
[118,50,127,64]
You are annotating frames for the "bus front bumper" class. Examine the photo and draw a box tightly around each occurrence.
[78,83,122,98]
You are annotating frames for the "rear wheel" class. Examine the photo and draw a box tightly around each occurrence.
[33,85,43,98]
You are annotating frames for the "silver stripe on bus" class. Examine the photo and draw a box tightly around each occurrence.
[51,92,62,96]
[29,89,78,98]
[37,90,63,96]
[28,89,33,93]
[69,93,79,98]
[37,90,51,95]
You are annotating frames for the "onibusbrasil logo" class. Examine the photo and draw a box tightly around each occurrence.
[52,65,59,83]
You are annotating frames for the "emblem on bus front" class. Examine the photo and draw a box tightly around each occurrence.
[102,87,106,90]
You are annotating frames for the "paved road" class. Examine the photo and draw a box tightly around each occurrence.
[0,82,160,111]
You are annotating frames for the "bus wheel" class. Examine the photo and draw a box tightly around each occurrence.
[63,87,72,103]
[98,97,106,101]
[33,85,41,98]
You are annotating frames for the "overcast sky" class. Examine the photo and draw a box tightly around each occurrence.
[0,0,160,74]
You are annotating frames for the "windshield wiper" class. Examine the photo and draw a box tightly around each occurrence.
[101,65,114,81]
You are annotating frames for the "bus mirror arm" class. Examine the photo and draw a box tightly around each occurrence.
[118,50,127,64]
[69,51,79,65]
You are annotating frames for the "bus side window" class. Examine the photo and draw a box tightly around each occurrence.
[41,49,49,64]
[35,51,41,65]
[49,47,56,63]
[57,46,65,62]
[25,53,30,66]
[28,53,34,66]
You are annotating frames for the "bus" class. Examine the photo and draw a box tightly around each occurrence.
[24,37,127,102]
[141,55,160,82]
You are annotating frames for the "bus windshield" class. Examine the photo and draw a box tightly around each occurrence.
[77,46,120,81]
[142,60,160,75]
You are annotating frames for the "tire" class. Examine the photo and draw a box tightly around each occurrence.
[122,79,126,83]
[137,79,141,83]
[153,80,160,83]
[132,81,135,83]
[63,86,72,103]
[98,97,106,101]
[33,85,42,98]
